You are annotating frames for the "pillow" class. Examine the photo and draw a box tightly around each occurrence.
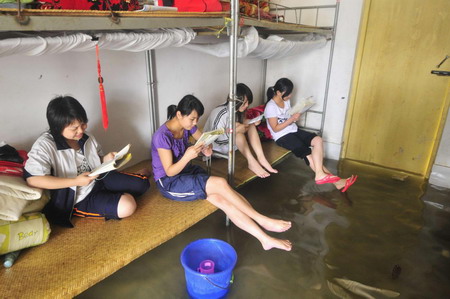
[0,213,51,255]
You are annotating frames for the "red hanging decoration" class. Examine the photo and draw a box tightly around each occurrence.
[96,44,109,130]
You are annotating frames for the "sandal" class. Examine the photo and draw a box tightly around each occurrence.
[341,175,358,192]
[315,174,341,185]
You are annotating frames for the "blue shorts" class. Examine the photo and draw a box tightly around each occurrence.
[156,165,210,201]
[74,171,150,220]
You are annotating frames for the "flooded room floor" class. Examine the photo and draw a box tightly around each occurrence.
[77,155,450,298]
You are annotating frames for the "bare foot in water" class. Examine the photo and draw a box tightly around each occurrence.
[258,157,278,174]
[260,218,292,233]
[261,237,292,251]
[248,160,270,178]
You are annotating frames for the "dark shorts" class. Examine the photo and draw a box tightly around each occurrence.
[73,171,150,220]
[276,128,317,165]
[156,164,209,202]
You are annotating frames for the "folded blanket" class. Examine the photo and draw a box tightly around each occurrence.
[0,175,47,221]
[0,194,27,221]
[0,175,42,200]
[0,192,49,221]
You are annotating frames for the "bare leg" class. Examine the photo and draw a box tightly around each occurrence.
[309,136,329,181]
[206,193,292,251]
[235,132,270,178]
[247,125,278,173]
[117,193,137,218]
[206,176,292,234]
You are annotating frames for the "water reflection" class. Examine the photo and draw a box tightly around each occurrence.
[283,181,350,293]
[323,160,425,298]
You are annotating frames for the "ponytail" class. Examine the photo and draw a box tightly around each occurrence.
[167,104,177,120]
[266,86,275,103]
[167,95,204,120]
[267,78,294,103]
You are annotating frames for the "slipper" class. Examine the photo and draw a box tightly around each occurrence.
[316,174,341,185]
[341,175,358,192]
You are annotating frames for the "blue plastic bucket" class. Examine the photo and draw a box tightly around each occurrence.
[180,238,237,299]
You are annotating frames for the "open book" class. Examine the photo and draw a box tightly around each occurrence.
[288,96,316,115]
[245,114,264,125]
[89,144,132,176]
[195,128,225,146]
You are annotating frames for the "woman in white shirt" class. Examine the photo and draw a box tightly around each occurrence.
[264,78,356,192]
[204,83,277,178]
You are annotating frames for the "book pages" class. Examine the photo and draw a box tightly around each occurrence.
[89,144,132,176]
[245,114,264,125]
[288,96,316,115]
[195,128,225,146]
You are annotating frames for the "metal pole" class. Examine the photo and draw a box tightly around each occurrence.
[225,0,239,226]
[261,59,267,103]
[320,1,340,135]
[227,0,238,185]
[145,50,159,135]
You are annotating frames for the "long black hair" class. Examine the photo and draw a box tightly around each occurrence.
[266,78,294,103]
[167,94,204,120]
[46,96,88,144]
[220,83,253,123]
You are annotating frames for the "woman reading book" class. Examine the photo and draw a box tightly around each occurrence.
[151,95,292,251]
[264,78,357,192]
[25,96,150,227]
[203,83,277,178]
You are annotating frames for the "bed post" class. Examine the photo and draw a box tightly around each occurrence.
[145,50,159,136]
[226,0,239,226]
[320,0,340,135]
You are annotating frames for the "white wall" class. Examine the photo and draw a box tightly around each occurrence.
[430,109,450,188]
[0,50,151,161]
[0,47,263,162]
[154,47,265,128]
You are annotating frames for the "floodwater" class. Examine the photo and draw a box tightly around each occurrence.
[78,155,450,298]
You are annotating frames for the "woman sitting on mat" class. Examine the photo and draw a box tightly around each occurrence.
[151,94,292,251]
[203,83,277,178]
[264,78,357,192]
[25,96,150,227]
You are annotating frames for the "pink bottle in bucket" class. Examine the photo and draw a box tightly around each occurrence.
[197,260,215,274]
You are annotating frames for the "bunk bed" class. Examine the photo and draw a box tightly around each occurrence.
[0,2,338,298]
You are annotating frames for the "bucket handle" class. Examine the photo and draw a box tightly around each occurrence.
[204,273,234,290]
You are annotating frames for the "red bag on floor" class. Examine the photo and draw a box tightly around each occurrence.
[39,0,140,10]
[174,0,222,12]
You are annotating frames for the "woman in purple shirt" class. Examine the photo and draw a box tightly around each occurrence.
[151,95,292,251]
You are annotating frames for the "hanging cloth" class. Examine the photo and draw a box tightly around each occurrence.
[95,44,108,130]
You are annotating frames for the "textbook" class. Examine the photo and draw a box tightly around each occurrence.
[288,96,316,115]
[245,114,264,125]
[89,144,132,176]
[195,128,225,146]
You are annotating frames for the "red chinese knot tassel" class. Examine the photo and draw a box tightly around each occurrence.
[96,44,108,130]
